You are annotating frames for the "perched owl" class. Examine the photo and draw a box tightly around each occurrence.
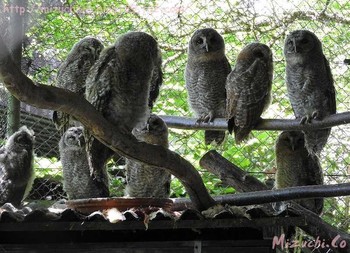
[52,36,104,133]
[275,131,324,215]
[125,114,171,198]
[284,30,336,156]
[185,28,231,145]
[59,126,109,199]
[85,32,163,182]
[226,43,273,143]
[0,126,35,207]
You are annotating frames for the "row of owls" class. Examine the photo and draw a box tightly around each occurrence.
[0,125,322,215]
[54,32,171,200]
[187,28,335,158]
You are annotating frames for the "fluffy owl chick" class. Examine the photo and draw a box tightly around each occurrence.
[52,36,104,133]
[275,131,323,215]
[59,126,109,199]
[0,126,35,207]
[185,28,231,145]
[125,114,171,198]
[85,32,162,182]
[226,43,273,143]
[284,30,336,156]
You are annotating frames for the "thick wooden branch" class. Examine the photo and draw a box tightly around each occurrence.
[0,35,216,211]
[160,113,350,131]
[199,150,269,192]
[198,150,350,247]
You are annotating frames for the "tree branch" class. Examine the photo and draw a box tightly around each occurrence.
[160,113,350,131]
[197,150,350,246]
[0,35,216,211]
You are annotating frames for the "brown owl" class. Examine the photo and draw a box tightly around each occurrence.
[284,30,336,156]
[275,131,324,215]
[185,28,231,145]
[84,32,163,182]
[125,114,171,198]
[226,43,273,143]
[52,37,104,133]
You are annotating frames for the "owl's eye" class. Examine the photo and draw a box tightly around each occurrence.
[196,38,203,45]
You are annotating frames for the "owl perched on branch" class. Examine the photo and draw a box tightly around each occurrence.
[275,131,324,215]
[226,43,273,143]
[185,28,231,145]
[0,126,35,207]
[59,127,109,199]
[284,30,336,156]
[52,37,104,133]
[125,114,171,198]
[85,32,163,182]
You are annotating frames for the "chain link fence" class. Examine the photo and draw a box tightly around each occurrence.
[0,0,349,231]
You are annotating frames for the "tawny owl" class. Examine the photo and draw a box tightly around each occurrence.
[59,126,109,199]
[85,32,163,182]
[0,126,35,207]
[185,28,231,145]
[275,131,323,215]
[125,114,171,198]
[52,36,104,132]
[284,30,336,156]
[226,43,273,143]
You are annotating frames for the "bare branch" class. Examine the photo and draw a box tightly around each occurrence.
[160,113,350,131]
[0,35,216,211]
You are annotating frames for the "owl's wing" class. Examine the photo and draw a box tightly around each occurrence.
[84,47,119,181]
[148,64,163,110]
[323,56,336,114]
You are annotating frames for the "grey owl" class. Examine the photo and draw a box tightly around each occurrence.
[275,131,323,215]
[59,126,109,199]
[52,36,104,133]
[0,126,35,207]
[284,30,336,156]
[125,114,171,198]
[85,32,163,182]
[185,28,231,145]
[226,43,273,143]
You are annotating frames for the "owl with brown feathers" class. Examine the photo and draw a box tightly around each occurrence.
[275,131,324,215]
[59,126,109,199]
[284,30,336,156]
[125,114,171,198]
[85,32,163,182]
[185,28,231,145]
[0,126,35,207]
[226,43,273,143]
[52,37,104,133]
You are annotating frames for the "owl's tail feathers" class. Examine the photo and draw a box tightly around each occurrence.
[205,130,225,145]
[304,128,331,156]
[227,118,251,144]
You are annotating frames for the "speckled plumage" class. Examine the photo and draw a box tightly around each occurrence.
[226,43,273,143]
[125,114,171,198]
[0,126,35,207]
[284,30,336,156]
[185,28,231,145]
[85,32,163,182]
[275,131,323,214]
[52,37,104,133]
[59,127,109,199]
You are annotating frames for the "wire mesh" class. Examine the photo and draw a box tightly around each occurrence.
[0,0,349,231]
